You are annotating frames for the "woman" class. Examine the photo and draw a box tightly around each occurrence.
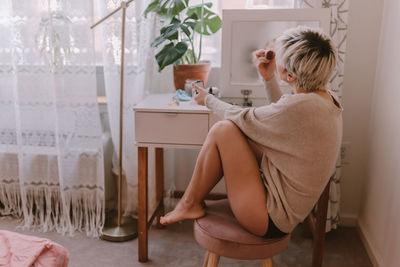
[160,26,342,238]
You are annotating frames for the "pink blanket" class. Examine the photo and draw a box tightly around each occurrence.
[0,230,69,267]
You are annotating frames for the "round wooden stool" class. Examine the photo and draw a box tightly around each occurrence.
[194,199,290,267]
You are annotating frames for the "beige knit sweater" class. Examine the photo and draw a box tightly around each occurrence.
[204,78,343,233]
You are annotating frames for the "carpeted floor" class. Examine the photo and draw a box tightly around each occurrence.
[0,215,371,267]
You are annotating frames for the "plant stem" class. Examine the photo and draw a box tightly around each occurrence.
[189,37,196,63]
[183,27,196,64]
[178,14,181,42]
[198,0,204,62]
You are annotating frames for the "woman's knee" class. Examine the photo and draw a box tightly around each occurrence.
[209,120,241,137]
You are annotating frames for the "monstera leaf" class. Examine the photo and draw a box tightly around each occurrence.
[186,2,221,35]
[155,42,188,71]
[151,18,181,48]
[144,0,189,19]
[144,0,221,69]
[150,13,200,48]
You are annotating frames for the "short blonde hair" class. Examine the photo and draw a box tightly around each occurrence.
[275,26,337,91]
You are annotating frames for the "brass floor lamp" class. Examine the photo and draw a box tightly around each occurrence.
[91,0,137,242]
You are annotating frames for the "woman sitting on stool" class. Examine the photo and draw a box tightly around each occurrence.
[160,26,342,238]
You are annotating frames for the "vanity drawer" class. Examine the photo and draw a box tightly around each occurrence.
[135,112,209,145]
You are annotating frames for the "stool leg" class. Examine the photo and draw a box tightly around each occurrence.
[261,258,273,267]
[202,251,210,267]
[207,252,220,267]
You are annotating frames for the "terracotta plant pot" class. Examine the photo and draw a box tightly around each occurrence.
[173,62,211,90]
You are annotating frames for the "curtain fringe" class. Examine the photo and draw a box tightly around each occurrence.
[0,182,23,217]
[60,188,105,237]
[0,186,104,238]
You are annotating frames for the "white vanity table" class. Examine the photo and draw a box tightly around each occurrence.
[133,93,218,262]
[135,93,219,149]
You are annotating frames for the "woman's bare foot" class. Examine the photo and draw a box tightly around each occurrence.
[160,199,205,225]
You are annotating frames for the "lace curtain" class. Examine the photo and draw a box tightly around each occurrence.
[0,0,104,237]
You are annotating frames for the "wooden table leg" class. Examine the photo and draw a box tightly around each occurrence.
[138,147,148,262]
[155,147,165,228]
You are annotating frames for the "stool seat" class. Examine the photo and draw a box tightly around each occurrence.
[193,199,290,260]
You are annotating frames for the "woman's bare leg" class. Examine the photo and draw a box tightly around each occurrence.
[159,121,225,225]
[160,120,269,236]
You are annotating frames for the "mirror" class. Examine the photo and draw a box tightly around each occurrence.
[221,9,331,99]
[231,20,319,85]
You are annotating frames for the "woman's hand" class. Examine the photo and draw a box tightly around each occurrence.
[192,83,209,106]
[252,49,276,82]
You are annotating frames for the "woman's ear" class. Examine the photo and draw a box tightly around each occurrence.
[287,72,296,83]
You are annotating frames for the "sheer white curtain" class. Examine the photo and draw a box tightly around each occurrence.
[97,0,160,215]
[0,0,104,237]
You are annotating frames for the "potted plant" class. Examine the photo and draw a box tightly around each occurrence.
[144,0,222,90]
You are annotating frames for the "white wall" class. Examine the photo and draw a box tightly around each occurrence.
[358,0,400,265]
[338,0,384,225]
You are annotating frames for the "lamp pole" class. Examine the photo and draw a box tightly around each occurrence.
[91,0,137,242]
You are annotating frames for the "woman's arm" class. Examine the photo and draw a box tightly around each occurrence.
[252,50,283,103]
[192,83,243,119]
[192,82,284,121]
[264,77,283,104]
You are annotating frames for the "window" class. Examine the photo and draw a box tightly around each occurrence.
[190,0,222,66]
[247,0,295,8]
[92,0,104,65]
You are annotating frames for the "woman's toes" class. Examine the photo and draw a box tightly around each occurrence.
[158,203,205,226]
